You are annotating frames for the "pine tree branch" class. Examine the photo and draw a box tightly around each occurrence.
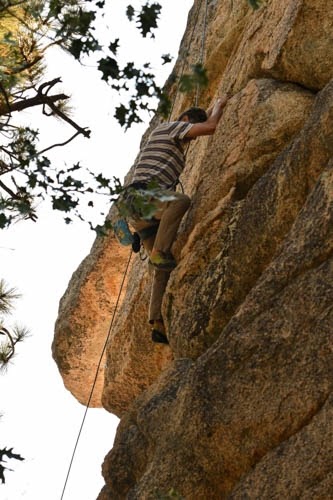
[43,98,91,138]
[38,77,61,94]
[0,92,68,115]
[0,159,11,174]
[5,6,68,50]
[0,1,26,13]
[4,55,44,76]
[0,81,11,114]
[36,78,90,137]
[41,37,68,53]
[0,447,24,483]
[0,179,19,198]
[0,326,15,362]
[0,146,18,162]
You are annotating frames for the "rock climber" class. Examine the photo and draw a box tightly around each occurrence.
[124,95,228,344]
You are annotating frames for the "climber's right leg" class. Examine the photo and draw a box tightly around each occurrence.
[128,217,170,344]
[149,192,190,270]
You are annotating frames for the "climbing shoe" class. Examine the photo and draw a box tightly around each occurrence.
[149,251,176,271]
[151,320,169,344]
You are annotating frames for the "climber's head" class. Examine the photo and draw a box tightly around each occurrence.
[178,107,207,124]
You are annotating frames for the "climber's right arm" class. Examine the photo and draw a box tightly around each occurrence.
[185,95,229,138]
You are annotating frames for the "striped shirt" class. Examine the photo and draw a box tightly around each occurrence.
[132,121,193,188]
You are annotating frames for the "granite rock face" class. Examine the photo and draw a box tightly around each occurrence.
[52,229,130,407]
[98,81,333,500]
[53,0,333,497]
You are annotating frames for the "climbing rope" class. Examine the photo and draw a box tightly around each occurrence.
[60,249,132,500]
[168,0,209,120]
[195,0,209,106]
[169,0,210,189]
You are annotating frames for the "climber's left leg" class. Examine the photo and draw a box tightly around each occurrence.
[129,216,170,344]
[149,268,170,320]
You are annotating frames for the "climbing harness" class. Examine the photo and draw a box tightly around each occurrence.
[61,1,210,497]
[114,182,161,254]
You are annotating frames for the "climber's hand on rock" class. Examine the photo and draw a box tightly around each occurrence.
[217,94,229,108]
[206,95,229,117]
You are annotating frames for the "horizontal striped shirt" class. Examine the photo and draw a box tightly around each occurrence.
[132,121,193,188]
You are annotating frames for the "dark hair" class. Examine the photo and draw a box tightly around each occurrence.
[178,107,207,123]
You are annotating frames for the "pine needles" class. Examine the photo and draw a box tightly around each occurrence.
[0,279,29,369]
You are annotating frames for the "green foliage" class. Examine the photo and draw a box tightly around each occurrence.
[0,280,20,314]
[0,0,212,225]
[98,54,167,128]
[42,0,162,60]
[90,218,113,237]
[247,0,262,9]
[127,2,161,38]
[156,90,171,118]
[179,63,208,93]
[155,488,185,499]
[0,124,123,228]
[161,53,172,65]
[0,6,45,91]
[117,182,179,221]
[0,325,29,369]
[136,2,161,38]
[109,38,119,55]
[0,0,173,224]
[0,448,24,484]
[96,1,168,127]
[0,0,173,129]
[45,0,102,59]
[98,56,120,81]
[0,280,29,368]
[126,5,135,21]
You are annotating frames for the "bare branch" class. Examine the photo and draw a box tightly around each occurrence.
[0,179,19,198]
[10,85,35,97]
[45,98,91,138]
[36,78,90,137]
[0,158,13,174]
[38,77,62,94]
[0,92,69,115]
[0,146,18,161]
[37,130,81,155]
[41,37,68,53]
[42,105,53,116]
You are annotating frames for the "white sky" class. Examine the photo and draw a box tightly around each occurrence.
[0,2,193,498]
